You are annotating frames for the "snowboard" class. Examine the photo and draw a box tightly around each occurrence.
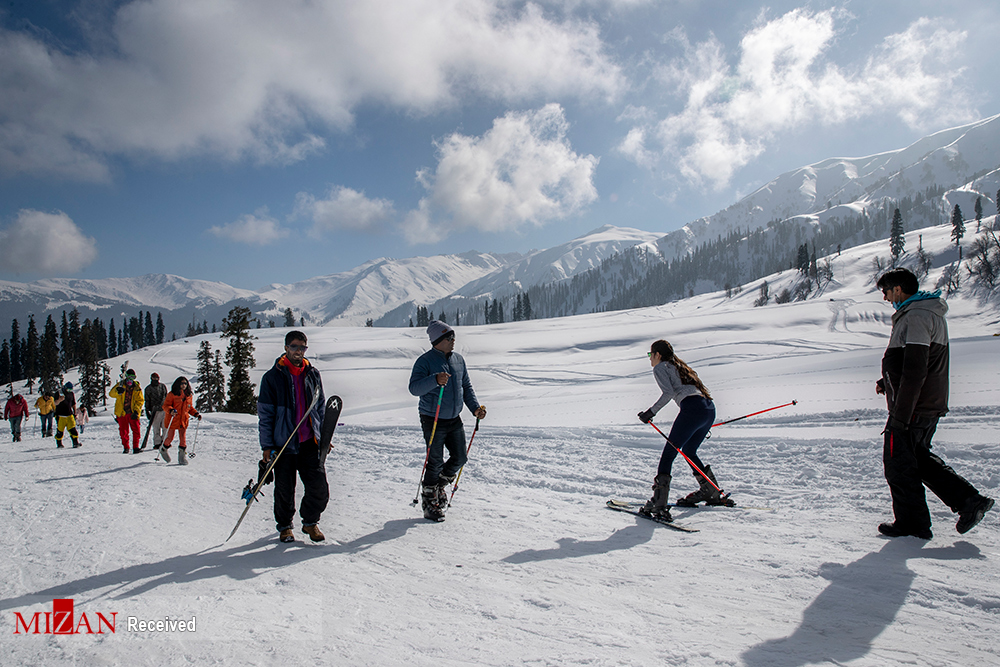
[319,395,342,465]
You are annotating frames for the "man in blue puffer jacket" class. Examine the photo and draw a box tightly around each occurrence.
[409,320,487,521]
[258,330,328,543]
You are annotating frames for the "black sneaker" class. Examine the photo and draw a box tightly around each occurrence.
[878,522,932,540]
[956,496,994,535]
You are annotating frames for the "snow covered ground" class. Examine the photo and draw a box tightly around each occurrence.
[2,224,999,665]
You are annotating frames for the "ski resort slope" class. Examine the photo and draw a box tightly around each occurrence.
[2,225,998,666]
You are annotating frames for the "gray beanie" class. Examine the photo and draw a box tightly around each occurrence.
[427,320,454,345]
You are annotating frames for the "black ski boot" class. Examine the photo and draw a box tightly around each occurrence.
[639,474,672,521]
[422,485,445,522]
[676,465,735,507]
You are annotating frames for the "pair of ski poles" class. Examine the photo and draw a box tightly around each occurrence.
[410,383,482,507]
[645,399,797,497]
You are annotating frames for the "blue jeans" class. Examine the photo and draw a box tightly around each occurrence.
[657,396,715,476]
[420,415,468,487]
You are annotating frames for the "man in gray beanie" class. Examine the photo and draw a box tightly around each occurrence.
[408,320,487,521]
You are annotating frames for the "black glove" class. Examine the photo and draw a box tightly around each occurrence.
[258,458,275,486]
[637,409,655,424]
[887,416,909,432]
[130,412,139,420]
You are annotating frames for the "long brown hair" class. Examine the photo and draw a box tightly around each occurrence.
[170,376,192,397]
[650,339,712,400]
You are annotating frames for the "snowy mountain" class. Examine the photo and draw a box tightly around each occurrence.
[256,251,519,327]
[375,224,665,326]
[655,113,1000,262]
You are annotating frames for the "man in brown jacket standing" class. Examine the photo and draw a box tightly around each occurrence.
[875,268,993,539]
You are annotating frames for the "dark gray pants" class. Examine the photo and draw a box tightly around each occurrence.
[273,439,329,531]
[420,415,468,487]
[883,415,979,531]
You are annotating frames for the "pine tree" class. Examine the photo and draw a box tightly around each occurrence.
[68,309,82,366]
[155,312,165,344]
[221,306,257,414]
[951,205,965,247]
[24,316,39,389]
[144,311,155,347]
[78,320,102,415]
[523,293,532,320]
[60,311,70,369]
[40,316,61,395]
[283,307,295,327]
[195,340,226,412]
[0,340,9,385]
[10,319,22,381]
[889,208,905,266]
[108,319,117,357]
[975,196,983,233]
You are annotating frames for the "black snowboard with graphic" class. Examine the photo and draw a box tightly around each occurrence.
[319,395,342,465]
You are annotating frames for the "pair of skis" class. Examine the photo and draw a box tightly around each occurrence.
[226,394,342,542]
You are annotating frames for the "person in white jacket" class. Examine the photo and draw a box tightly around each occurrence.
[637,339,732,520]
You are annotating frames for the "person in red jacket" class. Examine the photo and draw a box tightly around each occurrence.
[4,393,30,442]
[160,376,201,465]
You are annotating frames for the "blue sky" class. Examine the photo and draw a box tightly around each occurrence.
[1,0,997,289]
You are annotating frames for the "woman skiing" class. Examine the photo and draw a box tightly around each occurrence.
[160,376,201,465]
[637,339,733,520]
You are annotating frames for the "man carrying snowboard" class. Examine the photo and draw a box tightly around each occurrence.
[258,331,329,543]
[408,320,486,521]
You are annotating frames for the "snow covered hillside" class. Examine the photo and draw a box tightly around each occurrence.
[656,113,1000,262]
[2,228,998,666]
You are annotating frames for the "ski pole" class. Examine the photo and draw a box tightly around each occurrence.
[154,411,176,461]
[189,417,201,459]
[647,420,727,498]
[711,400,797,428]
[448,413,481,507]
[412,384,445,506]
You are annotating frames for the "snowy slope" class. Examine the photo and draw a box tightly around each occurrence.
[2,227,998,666]
[656,113,1000,262]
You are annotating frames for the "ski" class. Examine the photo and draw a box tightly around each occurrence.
[606,500,699,532]
[610,499,774,512]
[139,419,153,450]
[318,395,343,466]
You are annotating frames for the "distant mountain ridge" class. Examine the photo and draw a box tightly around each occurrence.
[2,113,999,335]
[0,225,661,334]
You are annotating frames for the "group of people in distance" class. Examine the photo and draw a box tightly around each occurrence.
[252,267,995,545]
[109,369,202,463]
[4,384,86,445]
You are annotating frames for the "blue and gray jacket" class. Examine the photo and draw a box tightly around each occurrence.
[258,356,326,455]
[408,347,480,420]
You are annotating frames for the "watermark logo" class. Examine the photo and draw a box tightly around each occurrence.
[13,598,117,635]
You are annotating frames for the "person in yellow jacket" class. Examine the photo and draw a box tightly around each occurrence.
[109,369,144,453]
[35,392,56,437]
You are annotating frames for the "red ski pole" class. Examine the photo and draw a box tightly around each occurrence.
[411,384,445,506]
[647,420,727,497]
[711,400,797,428]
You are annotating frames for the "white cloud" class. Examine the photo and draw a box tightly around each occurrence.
[0,0,622,179]
[294,186,395,235]
[404,104,598,244]
[0,209,98,274]
[619,9,976,190]
[209,210,289,245]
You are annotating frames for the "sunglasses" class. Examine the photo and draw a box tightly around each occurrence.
[287,344,308,352]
